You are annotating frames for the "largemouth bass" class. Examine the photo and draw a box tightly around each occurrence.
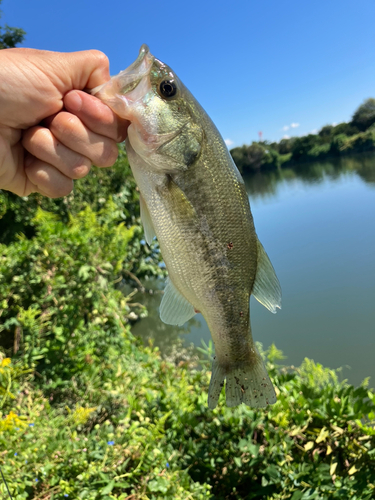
[93,45,281,409]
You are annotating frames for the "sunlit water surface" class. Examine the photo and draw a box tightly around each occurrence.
[131,154,375,388]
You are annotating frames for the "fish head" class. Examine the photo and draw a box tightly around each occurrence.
[92,45,203,173]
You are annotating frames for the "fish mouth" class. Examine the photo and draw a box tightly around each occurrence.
[91,44,154,118]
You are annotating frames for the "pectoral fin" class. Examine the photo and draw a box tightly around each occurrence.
[252,239,282,313]
[139,193,156,245]
[160,278,196,326]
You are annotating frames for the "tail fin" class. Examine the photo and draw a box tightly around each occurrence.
[207,346,276,409]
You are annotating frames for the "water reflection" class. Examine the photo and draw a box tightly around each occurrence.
[243,154,375,201]
[127,279,200,355]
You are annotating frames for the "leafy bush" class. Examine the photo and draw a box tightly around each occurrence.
[339,130,375,154]
[329,134,349,156]
[0,355,212,499]
[261,148,282,169]
[1,343,374,499]
[331,122,360,138]
[0,201,163,395]
[290,135,322,162]
[0,0,25,49]
[230,144,267,173]
[278,138,297,155]
[329,130,375,156]
[305,143,331,158]
[0,146,139,245]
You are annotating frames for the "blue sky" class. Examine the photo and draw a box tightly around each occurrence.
[3,0,375,147]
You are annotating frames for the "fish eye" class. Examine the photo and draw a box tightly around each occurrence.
[158,80,177,99]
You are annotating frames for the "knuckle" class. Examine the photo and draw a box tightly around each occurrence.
[51,112,80,138]
[23,127,51,153]
[89,50,109,70]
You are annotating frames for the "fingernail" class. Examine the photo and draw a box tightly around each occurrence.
[66,91,82,112]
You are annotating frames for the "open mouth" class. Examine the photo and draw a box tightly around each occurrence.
[90,44,154,106]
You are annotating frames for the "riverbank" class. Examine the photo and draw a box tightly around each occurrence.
[2,334,375,499]
[230,99,375,175]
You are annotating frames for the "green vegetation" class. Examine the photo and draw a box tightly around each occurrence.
[1,149,375,499]
[0,0,25,49]
[230,99,375,174]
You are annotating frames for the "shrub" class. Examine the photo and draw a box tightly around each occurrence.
[230,144,267,173]
[291,135,322,162]
[0,146,139,245]
[0,200,163,397]
[329,134,349,156]
[307,143,331,158]
[0,344,374,499]
[330,131,375,156]
[339,130,375,154]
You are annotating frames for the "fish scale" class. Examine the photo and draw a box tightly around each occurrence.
[93,44,281,409]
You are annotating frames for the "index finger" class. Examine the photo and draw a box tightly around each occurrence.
[63,90,129,143]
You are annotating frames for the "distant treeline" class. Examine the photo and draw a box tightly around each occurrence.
[230,98,375,173]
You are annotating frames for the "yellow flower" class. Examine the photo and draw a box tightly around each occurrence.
[72,406,97,425]
[0,358,11,370]
[0,411,27,432]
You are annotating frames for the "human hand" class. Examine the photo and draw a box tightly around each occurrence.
[0,48,129,198]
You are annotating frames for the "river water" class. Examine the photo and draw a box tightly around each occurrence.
[131,154,375,388]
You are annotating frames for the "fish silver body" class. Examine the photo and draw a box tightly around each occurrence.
[93,45,281,408]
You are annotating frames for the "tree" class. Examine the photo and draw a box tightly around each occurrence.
[331,122,359,137]
[351,98,375,131]
[278,137,296,155]
[318,125,334,142]
[318,123,359,143]
[0,0,25,49]
[291,134,321,161]
[230,143,266,172]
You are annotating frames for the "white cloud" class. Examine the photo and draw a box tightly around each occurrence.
[310,129,318,134]
[332,122,337,126]
[224,138,234,146]
[282,122,300,131]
